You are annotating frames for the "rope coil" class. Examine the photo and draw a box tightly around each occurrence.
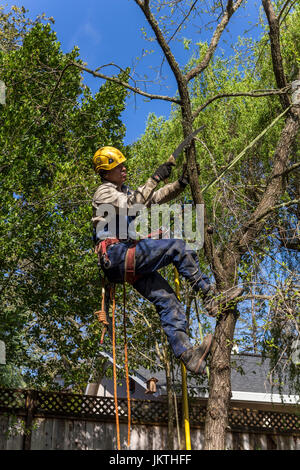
[95,281,109,344]
[95,309,109,344]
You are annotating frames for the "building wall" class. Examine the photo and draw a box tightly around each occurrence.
[86,378,161,400]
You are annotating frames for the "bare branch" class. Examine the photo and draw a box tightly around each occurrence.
[246,198,300,226]
[158,0,200,83]
[134,0,184,89]
[45,63,73,114]
[278,0,296,22]
[262,0,290,108]
[71,61,181,104]
[241,294,273,301]
[185,0,244,82]
[279,0,298,24]
[167,0,199,45]
[192,85,291,120]
[272,160,300,178]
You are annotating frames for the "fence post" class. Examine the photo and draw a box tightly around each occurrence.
[22,390,36,450]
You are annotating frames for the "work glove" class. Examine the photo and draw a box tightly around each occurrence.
[152,161,174,183]
[178,163,189,188]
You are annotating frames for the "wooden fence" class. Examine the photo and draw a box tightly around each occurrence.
[0,388,299,450]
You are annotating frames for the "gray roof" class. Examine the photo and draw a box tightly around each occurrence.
[135,353,291,396]
[231,354,279,394]
[97,351,297,402]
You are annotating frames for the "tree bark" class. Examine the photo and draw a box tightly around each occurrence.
[261,0,290,109]
[204,309,238,449]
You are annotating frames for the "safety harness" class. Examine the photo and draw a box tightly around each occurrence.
[94,237,140,284]
[95,229,163,285]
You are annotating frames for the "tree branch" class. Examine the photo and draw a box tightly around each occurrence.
[192,85,291,120]
[167,0,199,45]
[277,0,297,22]
[241,294,273,301]
[262,0,290,108]
[271,160,300,178]
[279,0,298,25]
[234,106,300,254]
[134,0,184,89]
[45,63,74,114]
[71,62,180,104]
[219,5,300,265]
[185,0,244,82]
[245,198,300,227]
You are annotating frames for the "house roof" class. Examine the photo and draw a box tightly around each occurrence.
[232,354,283,394]
[136,353,287,392]
[98,350,299,405]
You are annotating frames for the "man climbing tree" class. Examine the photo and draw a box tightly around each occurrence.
[91,146,243,374]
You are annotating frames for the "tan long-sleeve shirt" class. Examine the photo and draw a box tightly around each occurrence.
[92,177,184,239]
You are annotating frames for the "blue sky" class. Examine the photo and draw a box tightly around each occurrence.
[4,1,262,144]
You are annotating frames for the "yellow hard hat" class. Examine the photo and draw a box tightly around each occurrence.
[93,146,126,173]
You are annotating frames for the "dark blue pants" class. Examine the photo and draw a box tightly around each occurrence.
[102,238,210,358]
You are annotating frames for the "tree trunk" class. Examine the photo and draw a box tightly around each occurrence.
[203,308,238,449]
[203,104,299,449]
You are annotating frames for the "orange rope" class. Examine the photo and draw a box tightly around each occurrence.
[95,280,131,449]
[123,282,131,447]
[95,281,109,344]
[111,286,121,450]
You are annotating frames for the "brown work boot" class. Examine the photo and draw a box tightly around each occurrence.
[180,334,212,374]
[203,286,244,317]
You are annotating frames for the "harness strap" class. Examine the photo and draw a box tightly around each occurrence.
[124,242,139,284]
[96,229,163,285]
[95,237,140,284]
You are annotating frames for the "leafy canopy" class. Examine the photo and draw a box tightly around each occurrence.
[0,8,129,390]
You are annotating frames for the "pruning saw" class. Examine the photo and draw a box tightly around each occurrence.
[168,125,205,165]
